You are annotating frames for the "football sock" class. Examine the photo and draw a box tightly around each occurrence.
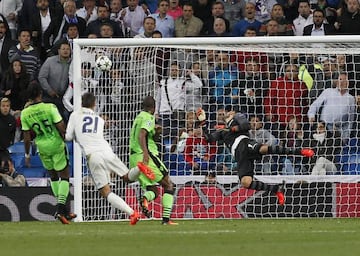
[268,145,301,155]
[50,180,59,198]
[162,193,174,221]
[249,180,279,193]
[58,180,70,205]
[144,191,156,202]
[107,192,133,215]
[127,166,140,182]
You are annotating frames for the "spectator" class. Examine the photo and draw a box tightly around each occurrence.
[99,23,115,38]
[86,4,124,37]
[208,51,239,112]
[221,0,246,30]
[185,62,203,112]
[8,29,41,81]
[174,3,203,37]
[201,1,230,36]
[31,0,59,63]
[109,0,124,22]
[279,115,309,175]
[308,71,356,144]
[249,115,277,175]
[50,23,79,55]
[155,62,186,147]
[232,2,262,37]
[264,63,309,133]
[0,20,16,79]
[210,17,233,36]
[259,19,280,36]
[167,0,183,20]
[309,121,341,175]
[303,8,336,35]
[45,0,87,42]
[244,26,258,36]
[0,60,30,111]
[149,0,175,38]
[259,4,293,36]
[335,0,360,34]
[248,0,277,23]
[238,57,269,117]
[0,0,23,40]
[38,42,72,122]
[193,0,213,24]
[293,0,313,36]
[0,97,16,151]
[122,0,149,37]
[76,0,98,25]
[0,150,26,187]
[184,126,217,174]
[135,17,156,38]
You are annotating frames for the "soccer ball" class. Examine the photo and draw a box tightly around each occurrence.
[95,55,112,71]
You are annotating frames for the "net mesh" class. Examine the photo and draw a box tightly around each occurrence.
[73,39,360,221]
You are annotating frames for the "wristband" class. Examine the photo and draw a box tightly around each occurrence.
[25,153,30,158]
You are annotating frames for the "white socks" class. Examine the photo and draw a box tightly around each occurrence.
[127,166,140,182]
[107,192,134,215]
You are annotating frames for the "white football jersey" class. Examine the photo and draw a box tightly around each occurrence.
[65,107,112,155]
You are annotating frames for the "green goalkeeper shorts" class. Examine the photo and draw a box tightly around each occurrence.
[130,152,168,189]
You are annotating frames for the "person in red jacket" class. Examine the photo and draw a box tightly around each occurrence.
[263,63,309,135]
[184,126,217,174]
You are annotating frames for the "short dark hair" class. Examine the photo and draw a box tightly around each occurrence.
[142,96,155,110]
[152,30,163,37]
[82,92,96,108]
[27,81,43,100]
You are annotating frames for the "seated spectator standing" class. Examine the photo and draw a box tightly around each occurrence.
[38,42,72,122]
[292,0,313,36]
[85,4,124,37]
[155,62,186,150]
[122,0,149,37]
[308,72,356,145]
[303,9,336,36]
[0,149,26,187]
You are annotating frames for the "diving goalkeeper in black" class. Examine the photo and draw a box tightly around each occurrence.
[196,109,315,205]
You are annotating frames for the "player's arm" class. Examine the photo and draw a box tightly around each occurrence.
[23,130,32,167]
[196,108,225,143]
[65,113,75,141]
[55,120,66,140]
[139,128,150,165]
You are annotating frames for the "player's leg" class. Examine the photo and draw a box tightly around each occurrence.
[235,139,285,205]
[107,152,155,182]
[90,153,140,225]
[261,144,314,157]
[159,174,178,225]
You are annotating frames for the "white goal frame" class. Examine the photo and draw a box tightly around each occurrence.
[72,36,360,222]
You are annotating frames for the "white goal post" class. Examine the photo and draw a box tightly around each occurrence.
[72,36,360,222]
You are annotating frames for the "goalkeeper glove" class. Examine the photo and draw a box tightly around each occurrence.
[196,108,207,126]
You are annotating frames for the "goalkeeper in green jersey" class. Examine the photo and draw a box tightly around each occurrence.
[21,82,75,224]
[130,96,178,225]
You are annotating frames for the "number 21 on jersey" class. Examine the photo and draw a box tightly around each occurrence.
[82,116,99,133]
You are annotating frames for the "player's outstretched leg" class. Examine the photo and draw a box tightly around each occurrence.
[267,145,314,158]
[243,176,285,205]
[139,196,152,218]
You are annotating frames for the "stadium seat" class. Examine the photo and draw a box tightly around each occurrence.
[341,154,360,175]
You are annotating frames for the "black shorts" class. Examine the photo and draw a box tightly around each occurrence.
[233,137,262,179]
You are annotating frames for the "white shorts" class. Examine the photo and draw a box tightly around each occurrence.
[87,151,129,189]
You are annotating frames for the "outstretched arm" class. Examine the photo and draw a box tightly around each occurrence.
[196,108,227,143]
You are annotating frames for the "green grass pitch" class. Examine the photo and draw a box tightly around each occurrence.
[1,219,359,256]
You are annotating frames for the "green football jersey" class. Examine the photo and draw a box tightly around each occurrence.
[21,102,64,154]
[130,111,158,155]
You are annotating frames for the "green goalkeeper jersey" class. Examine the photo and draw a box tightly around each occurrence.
[130,111,158,155]
[21,102,65,154]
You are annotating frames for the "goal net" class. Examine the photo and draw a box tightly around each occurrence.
[72,36,360,221]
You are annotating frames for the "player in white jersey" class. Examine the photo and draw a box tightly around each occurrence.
[65,92,155,225]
